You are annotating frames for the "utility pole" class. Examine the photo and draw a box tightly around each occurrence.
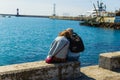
[53,3,56,16]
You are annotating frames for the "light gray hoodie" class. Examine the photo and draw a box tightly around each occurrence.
[47,36,69,59]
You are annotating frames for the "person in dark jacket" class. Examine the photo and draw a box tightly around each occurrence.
[66,28,84,61]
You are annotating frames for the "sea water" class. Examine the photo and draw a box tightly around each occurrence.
[0,17,120,66]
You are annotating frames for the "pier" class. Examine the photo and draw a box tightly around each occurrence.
[0,13,84,21]
[0,13,50,18]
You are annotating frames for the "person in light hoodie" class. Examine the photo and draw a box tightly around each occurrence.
[45,30,70,63]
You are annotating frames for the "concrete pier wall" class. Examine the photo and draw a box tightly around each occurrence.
[0,61,81,80]
[99,51,120,70]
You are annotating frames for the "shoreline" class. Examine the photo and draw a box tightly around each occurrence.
[80,22,120,30]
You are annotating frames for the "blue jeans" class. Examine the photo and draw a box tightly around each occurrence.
[67,56,79,61]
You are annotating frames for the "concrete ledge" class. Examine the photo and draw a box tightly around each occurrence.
[0,61,81,80]
[99,51,120,70]
[81,65,120,80]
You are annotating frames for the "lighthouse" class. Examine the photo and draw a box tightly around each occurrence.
[16,8,19,16]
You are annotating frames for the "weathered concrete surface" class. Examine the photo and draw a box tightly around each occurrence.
[80,65,120,80]
[99,51,120,70]
[0,61,81,80]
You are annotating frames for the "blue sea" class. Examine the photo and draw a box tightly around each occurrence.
[0,17,120,66]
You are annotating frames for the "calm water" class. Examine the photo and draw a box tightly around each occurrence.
[0,17,120,66]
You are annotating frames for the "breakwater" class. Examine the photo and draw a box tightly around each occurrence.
[49,16,84,21]
[16,15,50,18]
[80,22,120,29]
[80,16,120,30]
[0,13,50,18]
[0,13,84,20]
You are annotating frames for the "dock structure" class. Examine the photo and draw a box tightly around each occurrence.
[79,0,120,29]
[0,13,50,18]
[0,13,86,21]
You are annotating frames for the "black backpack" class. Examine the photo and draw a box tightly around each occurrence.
[69,33,84,53]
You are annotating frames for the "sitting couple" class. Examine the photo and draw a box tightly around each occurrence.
[45,28,84,63]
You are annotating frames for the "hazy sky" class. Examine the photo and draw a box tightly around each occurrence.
[0,0,120,16]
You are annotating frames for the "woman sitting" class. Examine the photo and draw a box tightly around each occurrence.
[45,30,70,63]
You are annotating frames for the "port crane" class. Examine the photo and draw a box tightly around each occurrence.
[92,0,106,23]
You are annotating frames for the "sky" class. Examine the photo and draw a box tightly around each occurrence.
[0,0,120,16]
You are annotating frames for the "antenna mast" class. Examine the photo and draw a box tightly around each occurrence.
[53,3,56,16]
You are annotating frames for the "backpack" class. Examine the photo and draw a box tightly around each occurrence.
[69,33,84,53]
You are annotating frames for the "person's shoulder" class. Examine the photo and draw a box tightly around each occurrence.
[56,36,66,40]
[55,36,62,39]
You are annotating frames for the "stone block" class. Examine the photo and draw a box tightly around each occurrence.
[0,61,81,80]
[99,51,120,70]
